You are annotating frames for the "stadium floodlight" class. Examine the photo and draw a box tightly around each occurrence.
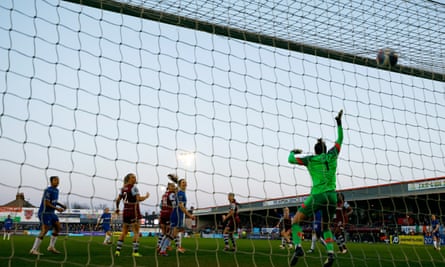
[177,151,195,178]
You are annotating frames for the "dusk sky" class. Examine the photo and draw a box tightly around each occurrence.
[0,0,443,213]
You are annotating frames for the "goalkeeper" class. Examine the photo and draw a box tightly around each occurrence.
[288,110,343,267]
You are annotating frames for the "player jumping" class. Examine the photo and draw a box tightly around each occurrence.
[288,109,343,267]
[157,180,176,251]
[159,178,194,256]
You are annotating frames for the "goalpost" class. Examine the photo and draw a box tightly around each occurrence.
[0,0,444,266]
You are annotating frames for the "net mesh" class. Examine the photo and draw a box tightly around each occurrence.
[0,0,444,266]
[105,0,445,75]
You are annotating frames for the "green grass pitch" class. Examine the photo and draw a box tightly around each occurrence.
[0,236,443,267]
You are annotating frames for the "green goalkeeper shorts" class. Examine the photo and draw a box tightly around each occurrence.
[298,191,337,221]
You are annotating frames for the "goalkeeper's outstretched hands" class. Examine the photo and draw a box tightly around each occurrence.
[291,149,302,154]
[335,109,343,126]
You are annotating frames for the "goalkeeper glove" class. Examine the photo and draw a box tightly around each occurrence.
[335,109,343,126]
[291,149,302,154]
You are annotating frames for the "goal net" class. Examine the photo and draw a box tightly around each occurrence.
[0,0,444,266]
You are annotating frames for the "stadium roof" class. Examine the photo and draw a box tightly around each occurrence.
[0,193,36,208]
[343,176,445,201]
[194,176,445,215]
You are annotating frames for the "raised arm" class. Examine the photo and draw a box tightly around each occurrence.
[334,109,344,150]
[288,149,305,165]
